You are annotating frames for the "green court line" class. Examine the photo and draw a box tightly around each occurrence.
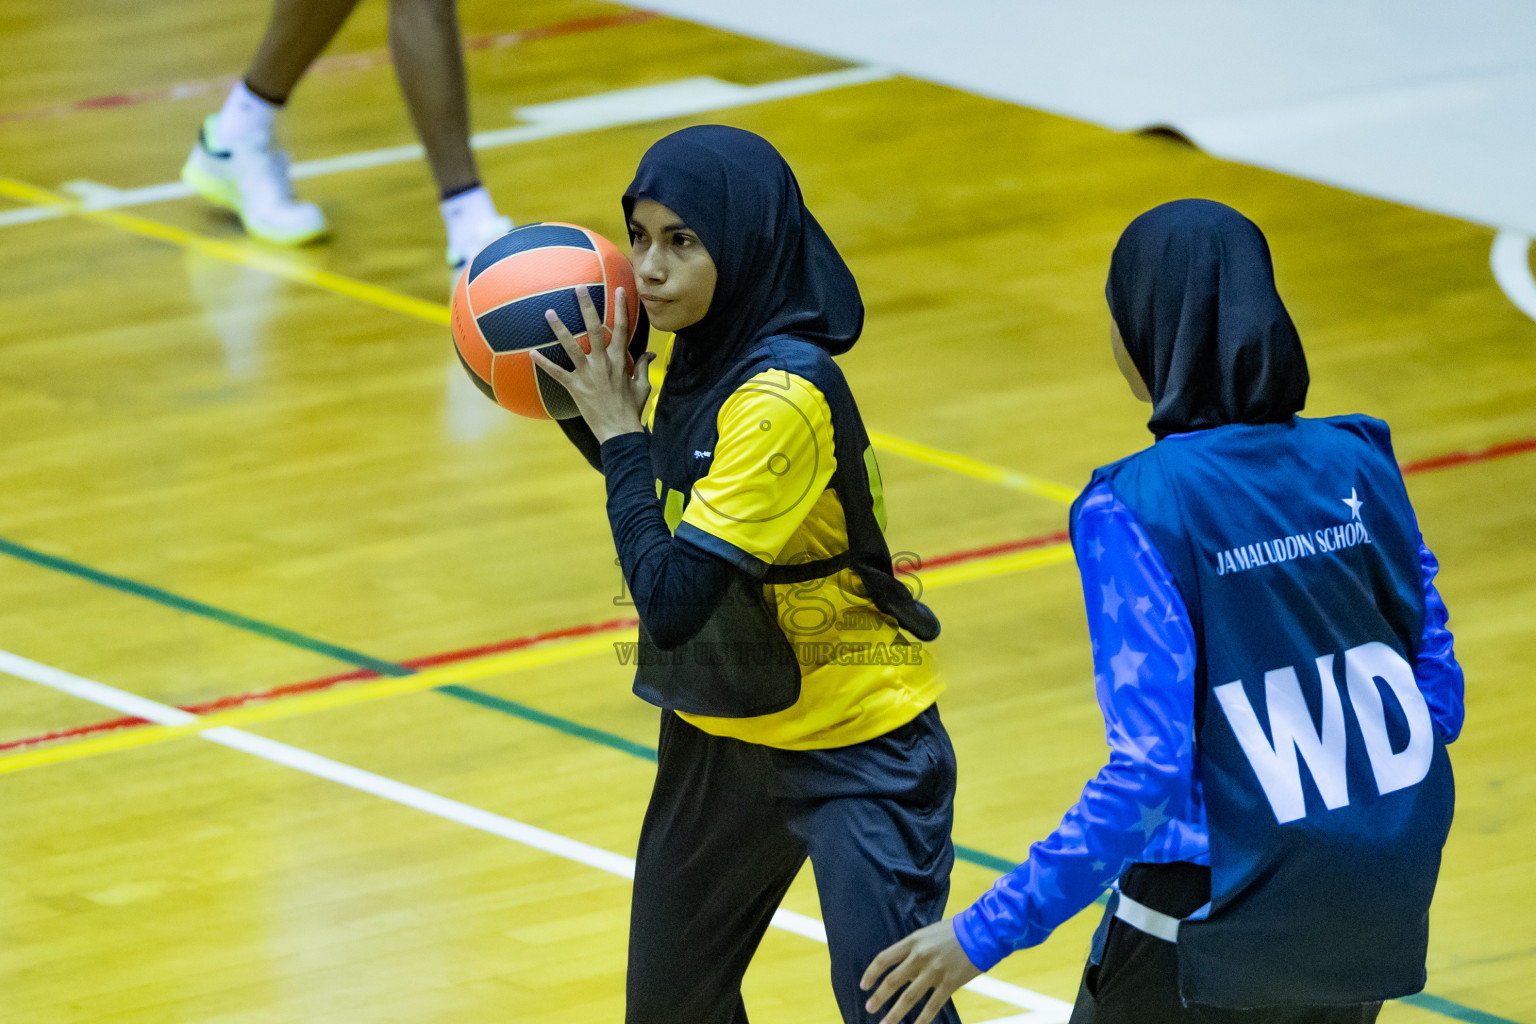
[0,537,407,678]
[436,684,661,763]
[0,532,1027,874]
[954,844,1017,874]
[437,685,1110,901]
[1400,993,1524,1024]
[0,534,1519,1024]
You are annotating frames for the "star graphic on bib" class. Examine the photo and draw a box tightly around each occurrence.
[1342,488,1364,521]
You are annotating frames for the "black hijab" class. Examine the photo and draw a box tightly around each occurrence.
[622,125,863,396]
[1106,199,1308,438]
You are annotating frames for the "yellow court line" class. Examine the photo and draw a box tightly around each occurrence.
[0,539,1079,776]
[867,430,1078,505]
[918,542,1075,589]
[0,177,448,326]
[0,174,1074,503]
[0,714,205,772]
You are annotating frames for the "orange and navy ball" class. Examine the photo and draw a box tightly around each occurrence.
[451,222,639,419]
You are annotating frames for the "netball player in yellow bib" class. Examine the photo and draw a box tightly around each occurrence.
[533,125,960,1024]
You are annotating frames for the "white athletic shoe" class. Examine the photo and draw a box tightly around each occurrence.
[181,115,327,246]
[447,214,514,271]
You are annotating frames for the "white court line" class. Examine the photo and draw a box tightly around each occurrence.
[0,66,893,230]
[1490,230,1536,324]
[0,646,1072,1023]
[0,205,63,227]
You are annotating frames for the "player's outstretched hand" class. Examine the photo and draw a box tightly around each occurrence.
[531,284,654,442]
[860,918,981,1024]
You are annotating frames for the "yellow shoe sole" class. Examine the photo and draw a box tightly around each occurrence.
[180,158,327,247]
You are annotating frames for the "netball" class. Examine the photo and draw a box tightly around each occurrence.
[451,222,639,419]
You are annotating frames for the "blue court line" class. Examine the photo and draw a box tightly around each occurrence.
[0,534,1520,1024]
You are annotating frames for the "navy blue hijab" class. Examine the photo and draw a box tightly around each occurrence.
[623,125,863,396]
[1107,199,1308,438]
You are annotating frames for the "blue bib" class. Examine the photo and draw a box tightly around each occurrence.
[1084,415,1454,1007]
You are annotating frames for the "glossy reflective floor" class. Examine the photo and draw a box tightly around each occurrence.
[0,2,1532,1021]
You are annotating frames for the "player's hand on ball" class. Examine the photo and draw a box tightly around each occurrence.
[530,284,654,442]
[860,918,981,1024]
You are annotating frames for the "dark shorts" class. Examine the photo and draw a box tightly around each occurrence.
[1070,863,1383,1024]
[625,704,961,1024]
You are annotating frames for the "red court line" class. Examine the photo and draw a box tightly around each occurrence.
[0,616,639,753]
[0,10,658,126]
[4,433,1531,754]
[917,531,1071,571]
[1400,437,1536,476]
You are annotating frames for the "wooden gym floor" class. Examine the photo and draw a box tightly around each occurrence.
[0,2,1532,1021]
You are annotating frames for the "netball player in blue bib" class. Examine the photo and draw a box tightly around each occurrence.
[534,125,960,1024]
[861,199,1465,1024]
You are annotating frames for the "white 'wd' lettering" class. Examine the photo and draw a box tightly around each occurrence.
[1344,642,1434,796]
[1215,643,1433,824]
[1215,655,1348,824]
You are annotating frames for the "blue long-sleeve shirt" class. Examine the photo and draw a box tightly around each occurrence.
[951,480,1465,972]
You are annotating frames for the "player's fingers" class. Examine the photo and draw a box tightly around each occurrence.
[861,941,907,991]
[864,961,912,1015]
[630,351,656,402]
[614,286,632,355]
[528,347,573,383]
[913,982,953,1024]
[881,980,930,1024]
[544,308,589,369]
[575,285,610,357]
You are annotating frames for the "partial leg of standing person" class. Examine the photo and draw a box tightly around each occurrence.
[1069,864,1383,1024]
[243,0,365,102]
[181,0,356,244]
[626,712,809,1024]
[785,706,963,1024]
[182,0,510,263]
[388,0,511,268]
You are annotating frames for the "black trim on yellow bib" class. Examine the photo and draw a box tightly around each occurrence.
[632,335,938,719]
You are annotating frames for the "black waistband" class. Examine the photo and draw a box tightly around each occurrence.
[1118,861,1212,919]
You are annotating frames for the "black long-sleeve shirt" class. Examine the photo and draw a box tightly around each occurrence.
[595,430,739,649]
